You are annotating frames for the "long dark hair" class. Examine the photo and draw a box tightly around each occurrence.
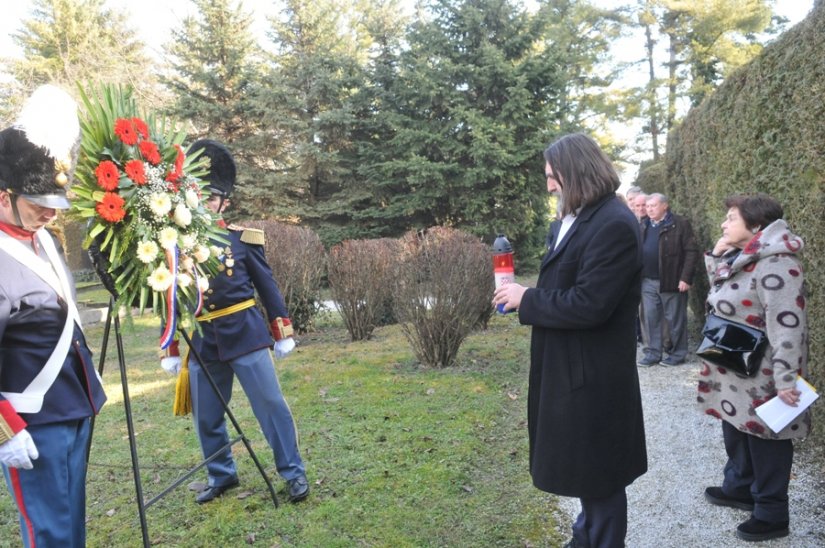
[543,133,621,217]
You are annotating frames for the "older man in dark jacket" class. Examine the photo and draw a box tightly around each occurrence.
[637,193,699,366]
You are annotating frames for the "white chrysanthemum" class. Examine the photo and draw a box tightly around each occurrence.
[147,265,173,292]
[149,192,172,217]
[197,276,210,292]
[159,227,179,250]
[210,245,223,258]
[136,240,159,264]
[180,256,195,272]
[177,272,193,288]
[185,189,200,209]
[193,245,211,263]
[179,233,197,250]
[173,203,192,227]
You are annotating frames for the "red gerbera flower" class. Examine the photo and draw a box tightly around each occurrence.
[94,160,120,191]
[131,117,149,140]
[173,144,185,172]
[114,118,138,146]
[96,192,127,223]
[124,159,146,185]
[139,140,161,165]
[166,143,185,182]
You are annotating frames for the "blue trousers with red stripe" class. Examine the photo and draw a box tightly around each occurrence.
[2,419,91,548]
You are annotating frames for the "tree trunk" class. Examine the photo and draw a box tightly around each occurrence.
[645,23,660,161]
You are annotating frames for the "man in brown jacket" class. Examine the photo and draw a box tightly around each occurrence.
[638,193,699,366]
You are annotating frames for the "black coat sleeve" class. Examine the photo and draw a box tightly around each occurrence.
[519,215,641,330]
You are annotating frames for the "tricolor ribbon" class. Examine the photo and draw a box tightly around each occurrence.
[159,245,179,350]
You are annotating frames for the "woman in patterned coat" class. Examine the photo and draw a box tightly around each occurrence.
[699,193,809,542]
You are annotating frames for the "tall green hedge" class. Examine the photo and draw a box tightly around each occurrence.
[665,3,825,398]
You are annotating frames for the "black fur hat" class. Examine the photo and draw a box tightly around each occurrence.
[189,139,236,198]
[0,85,80,209]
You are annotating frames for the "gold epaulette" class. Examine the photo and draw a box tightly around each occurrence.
[0,417,14,444]
[228,224,266,246]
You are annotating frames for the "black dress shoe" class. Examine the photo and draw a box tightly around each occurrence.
[287,475,309,502]
[735,516,789,541]
[704,486,754,511]
[196,478,240,504]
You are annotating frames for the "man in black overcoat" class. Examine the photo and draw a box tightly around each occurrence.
[493,133,647,548]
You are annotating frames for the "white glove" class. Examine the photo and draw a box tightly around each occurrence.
[0,429,39,469]
[273,337,296,359]
[160,356,182,375]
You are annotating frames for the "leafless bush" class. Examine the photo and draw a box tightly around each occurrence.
[245,220,327,334]
[328,238,399,341]
[394,227,494,368]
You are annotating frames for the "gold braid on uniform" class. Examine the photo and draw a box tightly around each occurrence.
[228,224,266,246]
[172,226,269,415]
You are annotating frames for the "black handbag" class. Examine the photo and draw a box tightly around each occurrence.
[696,313,768,377]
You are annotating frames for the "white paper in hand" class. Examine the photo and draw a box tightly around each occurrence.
[755,377,819,434]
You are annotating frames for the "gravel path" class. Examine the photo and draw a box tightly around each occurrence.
[556,351,825,547]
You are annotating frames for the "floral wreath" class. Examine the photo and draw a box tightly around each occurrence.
[71,85,227,348]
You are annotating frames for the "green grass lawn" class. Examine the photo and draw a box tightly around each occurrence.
[0,311,565,547]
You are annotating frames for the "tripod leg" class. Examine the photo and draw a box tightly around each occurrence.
[113,311,152,548]
[86,297,115,464]
[178,329,280,507]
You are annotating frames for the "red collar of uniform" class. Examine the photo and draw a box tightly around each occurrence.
[0,220,36,241]
[217,219,227,229]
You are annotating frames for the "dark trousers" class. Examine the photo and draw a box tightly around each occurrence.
[571,488,627,548]
[722,420,793,523]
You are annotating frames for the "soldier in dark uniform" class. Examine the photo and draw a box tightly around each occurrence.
[0,85,107,546]
[164,139,308,504]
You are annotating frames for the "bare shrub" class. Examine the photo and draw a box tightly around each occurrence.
[328,238,400,341]
[244,220,327,334]
[394,227,494,368]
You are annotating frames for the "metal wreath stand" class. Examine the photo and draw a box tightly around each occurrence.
[88,297,279,548]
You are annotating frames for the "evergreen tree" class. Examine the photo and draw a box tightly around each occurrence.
[336,0,410,241]
[163,0,261,145]
[351,0,568,260]
[163,0,269,218]
[243,0,371,232]
[0,0,151,122]
[536,0,625,136]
